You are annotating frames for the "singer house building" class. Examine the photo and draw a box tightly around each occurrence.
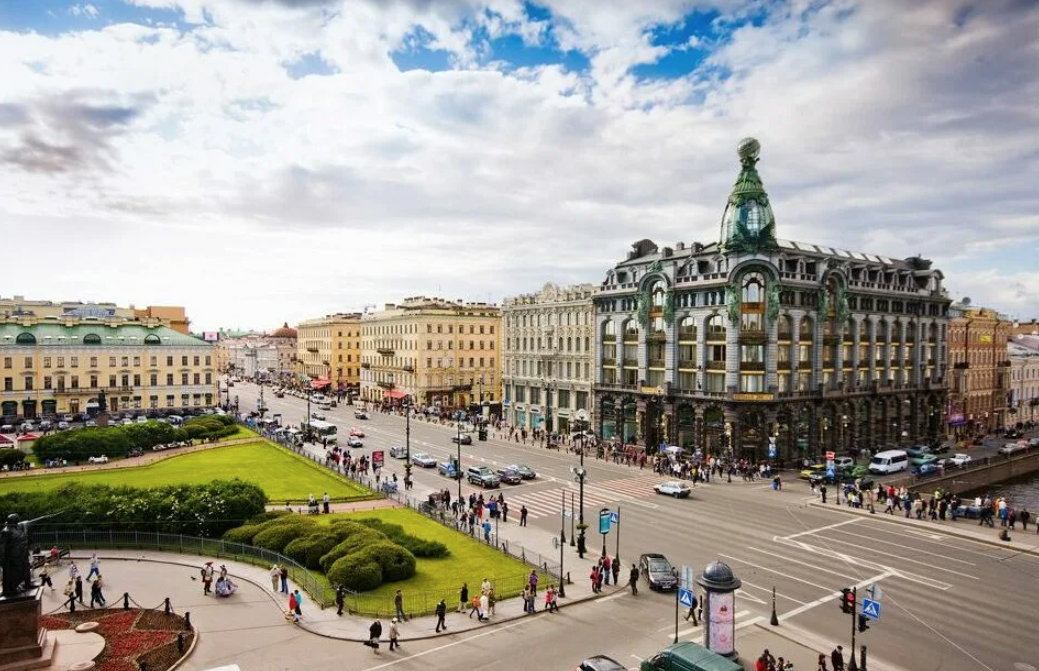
[593,138,951,461]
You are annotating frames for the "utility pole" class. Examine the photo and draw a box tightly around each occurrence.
[404,394,412,490]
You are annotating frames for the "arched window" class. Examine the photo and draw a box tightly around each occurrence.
[602,321,616,342]
[623,320,639,341]
[799,316,813,341]
[678,317,697,341]
[83,334,101,345]
[144,334,161,344]
[777,315,792,340]
[742,273,765,303]
[651,316,665,337]
[859,320,869,341]
[651,281,666,308]
[706,315,726,340]
[15,333,36,345]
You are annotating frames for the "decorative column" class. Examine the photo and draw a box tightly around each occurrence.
[851,316,862,388]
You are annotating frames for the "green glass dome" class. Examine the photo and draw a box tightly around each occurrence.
[719,137,778,253]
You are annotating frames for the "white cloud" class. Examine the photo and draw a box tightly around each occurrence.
[1,0,1038,330]
[68,3,100,18]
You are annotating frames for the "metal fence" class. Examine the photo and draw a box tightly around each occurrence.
[342,570,542,619]
[32,529,337,608]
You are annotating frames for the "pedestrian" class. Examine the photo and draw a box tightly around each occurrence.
[394,589,406,622]
[89,579,103,608]
[612,559,620,586]
[288,591,298,617]
[487,589,496,616]
[75,575,84,604]
[322,492,330,514]
[458,582,469,613]
[629,563,639,595]
[63,579,76,610]
[435,598,447,632]
[280,565,289,593]
[39,562,54,591]
[1020,507,1031,530]
[95,573,106,605]
[817,653,829,670]
[388,618,400,651]
[520,505,528,526]
[602,554,612,586]
[87,553,100,582]
[831,645,844,671]
[481,577,492,595]
[478,593,489,621]
[501,501,509,522]
[683,591,699,625]
[269,564,280,592]
[367,619,382,653]
[522,584,534,613]
[590,565,600,593]
[529,569,539,596]
[820,484,828,505]
[335,585,346,616]
[293,589,303,616]
[201,562,214,595]
[68,561,79,581]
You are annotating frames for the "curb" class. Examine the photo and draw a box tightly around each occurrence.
[746,621,907,671]
[803,498,1039,554]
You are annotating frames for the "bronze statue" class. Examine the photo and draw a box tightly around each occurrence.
[0,514,32,598]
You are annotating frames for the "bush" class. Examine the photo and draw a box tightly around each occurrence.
[319,528,387,573]
[353,517,450,558]
[327,557,382,591]
[32,416,233,462]
[283,533,338,569]
[246,510,293,525]
[0,449,27,468]
[252,524,310,553]
[355,541,416,582]
[222,524,263,544]
[0,480,266,537]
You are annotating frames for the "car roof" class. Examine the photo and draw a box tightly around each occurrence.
[641,552,667,560]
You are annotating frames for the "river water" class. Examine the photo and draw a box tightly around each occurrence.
[969,471,1039,511]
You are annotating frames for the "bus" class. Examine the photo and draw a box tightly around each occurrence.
[305,420,338,444]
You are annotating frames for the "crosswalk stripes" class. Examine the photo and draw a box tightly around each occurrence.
[506,474,694,520]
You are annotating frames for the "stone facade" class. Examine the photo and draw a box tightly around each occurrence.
[593,139,950,461]
[296,313,361,391]
[502,282,595,434]
[946,303,1012,437]
[1008,336,1039,426]
[359,297,501,409]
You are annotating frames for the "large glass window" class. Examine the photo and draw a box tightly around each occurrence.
[704,373,725,392]
[623,320,639,341]
[648,342,665,368]
[740,374,764,392]
[651,281,666,308]
[741,312,763,331]
[706,315,726,341]
[602,321,616,342]
[679,317,696,341]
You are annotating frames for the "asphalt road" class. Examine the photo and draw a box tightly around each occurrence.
[235,382,1039,671]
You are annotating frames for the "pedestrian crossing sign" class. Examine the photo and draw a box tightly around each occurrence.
[861,598,881,619]
[678,588,694,609]
[609,511,619,524]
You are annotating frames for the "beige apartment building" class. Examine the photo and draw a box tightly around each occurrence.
[359,297,501,408]
[946,301,1012,438]
[0,315,217,420]
[296,313,362,392]
[1,295,190,334]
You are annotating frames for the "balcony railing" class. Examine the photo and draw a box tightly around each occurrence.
[777,361,792,370]
[740,362,765,371]
[622,358,638,367]
[377,381,395,389]
[822,360,835,369]
[361,362,371,369]
[778,331,793,341]
[377,348,395,356]
[648,359,665,368]
[402,366,415,373]
[602,358,617,367]
[706,361,725,371]
[677,359,697,369]
[822,335,840,346]
[306,346,319,353]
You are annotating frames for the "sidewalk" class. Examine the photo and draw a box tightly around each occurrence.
[737,621,905,671]
[67,548,616,642]
[804,496,1039,554]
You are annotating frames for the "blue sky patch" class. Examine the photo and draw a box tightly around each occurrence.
[284,51,338,79]
[0,0,188,36]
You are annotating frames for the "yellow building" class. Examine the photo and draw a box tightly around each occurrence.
[360,297,501,408]
[0,295,191,334]
[0,315,217,421]
[133,306,190,335]
[295,314,361,392]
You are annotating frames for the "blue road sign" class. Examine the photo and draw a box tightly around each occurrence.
[610,511,619,525]
[768,446,777,459]
[861,598,881,620]
[678,588,694,609]
[826,466,836,478]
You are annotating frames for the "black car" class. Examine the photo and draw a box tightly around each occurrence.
[452,434,473,445]
[496,467,523,485]
[638,553,678,591]
[1005,429,1024,439]
[576,656,629,671]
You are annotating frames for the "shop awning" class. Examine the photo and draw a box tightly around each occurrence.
[310,378,331,389]
[383,389,407,399]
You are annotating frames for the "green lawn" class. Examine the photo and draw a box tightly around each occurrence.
[0,440,374,503]
[325,508,551,616]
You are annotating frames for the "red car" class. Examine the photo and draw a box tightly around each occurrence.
[350,427,365,438]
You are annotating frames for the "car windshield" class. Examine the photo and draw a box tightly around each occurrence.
[648,558,671,573]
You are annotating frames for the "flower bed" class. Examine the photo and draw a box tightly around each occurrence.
[41,609,194,671]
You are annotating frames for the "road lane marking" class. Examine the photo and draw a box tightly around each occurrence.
[738,579,806,605]
[744,546,870,581]
[827,528,978,566]
[799,534,979,579]
[718,554,838,590]
[779,517,860,541]
[774,537,953,590]
[777,572,891,622]
[668,611,752,639]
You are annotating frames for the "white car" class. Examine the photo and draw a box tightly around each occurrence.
[390,446,408,459]
[88,455,109,464]
[998,443,1027,456]
[950,453,972,467]
[136,416,148,424]
[57,421,70,430]
[121,418,133,425]
[411,453,438,468]
[654,481,691,498]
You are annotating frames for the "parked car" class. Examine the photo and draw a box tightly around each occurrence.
[638,553,678,591]
[833,456,855,470]
[496,467,523,485]
[354,411,369,420]
[350,427,365,437]
[61,414,75,423]
[950,453,972,467]
[310,412,326,421]
[411,453,437,468]
[57,421,70,430]
[346,436,363,448]
[85,420,97,428]
[88,455,109,464]
[1005,429,1024,439]
[19,422,34,432]
[136,416,148,424]
[653,481,691,498]
[998,442,1027,456]
[577,656,629,671]
[503,464,536,479]
[452,434,473,445]
[799,464,825,479]
[274,390,285,398]
[390,445,408,459]
[913,462,941,477]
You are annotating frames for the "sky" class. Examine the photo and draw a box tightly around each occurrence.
[1,0,1037,332]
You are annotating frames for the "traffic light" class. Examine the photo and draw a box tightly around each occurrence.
[840,588,855,614]
[857,614,870,633]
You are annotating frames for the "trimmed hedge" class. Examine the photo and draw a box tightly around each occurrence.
[356,541,417,582]
[222,524,263,544]
[250,517,318,553]
[354,518,449,558]
[328,558,382,592]
[33,414,236,461]
[284,533,339,570]
[0,449,27,468]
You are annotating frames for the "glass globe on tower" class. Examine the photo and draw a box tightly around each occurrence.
[719,137,778,253]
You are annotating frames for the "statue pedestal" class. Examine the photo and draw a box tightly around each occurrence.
[0,588,54,671]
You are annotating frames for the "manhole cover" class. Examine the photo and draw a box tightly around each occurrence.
[1013,663,1037,671]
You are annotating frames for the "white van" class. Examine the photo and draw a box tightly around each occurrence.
[868,449,909,475]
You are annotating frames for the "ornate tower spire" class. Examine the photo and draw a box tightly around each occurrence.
[719,137,778,253]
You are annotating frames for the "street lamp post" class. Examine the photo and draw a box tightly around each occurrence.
[456,420,463,502]
[558,488,567,598]
[404,394,412,490]
[575,409,589,558]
